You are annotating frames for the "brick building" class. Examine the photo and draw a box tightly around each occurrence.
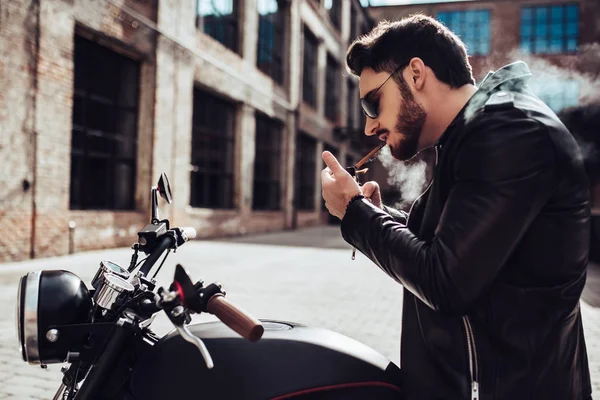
[0,0,372,262]
[365,0,600,207]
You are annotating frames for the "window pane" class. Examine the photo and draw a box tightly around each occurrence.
[479,42,490,55]
[439,9,490,56]
[303,28,318,107]
[536,21,547,37]
[550,6,563,22]
[190,89,235,209]
[549,38,562,53]
[566,22,578,36]
[566,38,577,52]
[257,0,285,84]
[199,0,239,53]
[522,7,532,21]
[253,113,282,210]
[567,5,578,20]
[535,38,548,53]
[536,7,548,21]
[70,36,138,210]
[325,55,340,121]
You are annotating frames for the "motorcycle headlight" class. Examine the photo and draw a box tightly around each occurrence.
[17,270,92,364]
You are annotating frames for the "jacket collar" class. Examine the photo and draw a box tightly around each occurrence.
[433,61,533,149]
[477,61,532,93]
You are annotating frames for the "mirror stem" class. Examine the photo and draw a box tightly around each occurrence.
[151,186,160,223]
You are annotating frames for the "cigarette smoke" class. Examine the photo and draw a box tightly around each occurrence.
[377,145,430,210]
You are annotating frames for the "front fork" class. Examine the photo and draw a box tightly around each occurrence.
[53,318,135,400]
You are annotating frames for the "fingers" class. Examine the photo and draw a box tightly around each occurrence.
[322,151,344,174]
[362,181,378,197]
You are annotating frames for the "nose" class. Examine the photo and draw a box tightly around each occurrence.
[364,117,379,137]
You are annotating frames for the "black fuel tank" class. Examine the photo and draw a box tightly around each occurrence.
[127,320,402,400]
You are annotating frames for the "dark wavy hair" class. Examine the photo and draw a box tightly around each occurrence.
[346,15,475,88]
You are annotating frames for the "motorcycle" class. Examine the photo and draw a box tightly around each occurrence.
[15,174,402,399]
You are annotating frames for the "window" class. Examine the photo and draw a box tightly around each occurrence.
[324,0,342,31]
[322,144,338,209]
[520,5,578,54]
[253,114,282,210]
[528,79,579,112]
[257,0,286,84]
[347,80,357,131]
[350,4,358,42]
[197,0,240,53]
[190,89,235,209]
[303,27,319,108]
[325,54,340,122]
[437,10,491,56]
[295,133,317,210]
[70,36,139,210]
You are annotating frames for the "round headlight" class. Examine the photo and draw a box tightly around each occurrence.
[17,270,92,364]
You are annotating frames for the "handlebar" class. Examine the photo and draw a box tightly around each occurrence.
[139,234,175,277]
[139,227,197,277]
[206,294,264,343]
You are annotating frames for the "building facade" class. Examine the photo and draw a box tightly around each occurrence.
[0,0,372,262]
[365,0,600,208]
[369,0,600,110]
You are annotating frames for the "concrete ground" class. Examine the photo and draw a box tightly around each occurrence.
[0,226,598,399]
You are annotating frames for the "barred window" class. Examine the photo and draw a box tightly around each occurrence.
[70,35,139,210]
[520,5,579,54]
[528,79,579,112]
[257,0,287,84]
[347,79,357,131]
[437,10,491,56]
[302,27,319,108]
[190,89,235,209]
[295,133,317,210]
[253,113,282,210]
[324,0,342,31]
[197,0,240,53]
[325,54,340,122]
[349,4,358,42]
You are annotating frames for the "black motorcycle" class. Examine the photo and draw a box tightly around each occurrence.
[16,174,402,399]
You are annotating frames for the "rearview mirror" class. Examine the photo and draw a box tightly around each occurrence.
[157,173,173,204]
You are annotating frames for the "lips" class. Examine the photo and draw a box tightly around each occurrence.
[377,132,389,142]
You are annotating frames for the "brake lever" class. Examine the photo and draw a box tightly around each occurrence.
[174,323,214,369]
[163,298,215,369]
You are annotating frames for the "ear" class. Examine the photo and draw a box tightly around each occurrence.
[407,57,426,90]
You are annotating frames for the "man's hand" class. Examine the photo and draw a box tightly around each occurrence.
[321,151,362,220]
[362,181,382,209]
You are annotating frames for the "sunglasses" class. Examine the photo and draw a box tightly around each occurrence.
[360,65,404,119]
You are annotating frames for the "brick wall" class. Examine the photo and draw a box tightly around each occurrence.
[0,0,368,262]
[0,0,38,260]
[0,0,157,262]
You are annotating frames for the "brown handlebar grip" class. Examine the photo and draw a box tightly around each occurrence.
[206,294,264,343]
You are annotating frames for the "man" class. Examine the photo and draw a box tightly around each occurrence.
[321,15,592,399]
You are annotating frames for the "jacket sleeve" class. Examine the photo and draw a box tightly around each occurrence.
[382,205,408,225]
[340,110,557,315]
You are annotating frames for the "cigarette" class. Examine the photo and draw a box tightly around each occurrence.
[355,143,385,169]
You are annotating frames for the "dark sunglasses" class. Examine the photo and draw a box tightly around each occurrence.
[360,65,404,119]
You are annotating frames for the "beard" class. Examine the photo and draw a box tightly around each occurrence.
[389,77,427,161]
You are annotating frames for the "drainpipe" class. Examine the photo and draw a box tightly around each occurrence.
[29,0,41,259]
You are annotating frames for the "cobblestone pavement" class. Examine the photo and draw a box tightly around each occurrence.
[0,226,598,399]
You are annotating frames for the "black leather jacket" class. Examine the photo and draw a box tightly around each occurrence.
[341,62,592,399]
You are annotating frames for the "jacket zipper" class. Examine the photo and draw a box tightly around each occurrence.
[462,316,479,400]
